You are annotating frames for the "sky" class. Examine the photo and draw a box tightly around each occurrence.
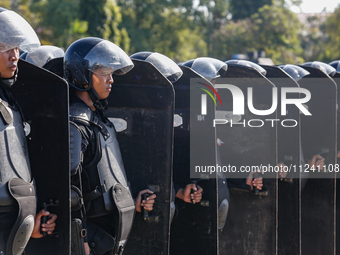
[290,0,340,13]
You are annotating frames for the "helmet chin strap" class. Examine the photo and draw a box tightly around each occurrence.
[88,87,104,111]
[0,68,18,88]
[87,74,107,112]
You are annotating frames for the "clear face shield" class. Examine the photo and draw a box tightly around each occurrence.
[0,10,40,52]
[302,61,336,77]
[225,60,267,76]
[279,64,310,82]
[131,52,183,83]
[182,57,228,81]
[22,45,64,68]
[84,40,134,76]
[329,60,340,73]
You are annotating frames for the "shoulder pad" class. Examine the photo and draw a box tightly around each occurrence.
[70,122,83,175]
[69,102,93,126]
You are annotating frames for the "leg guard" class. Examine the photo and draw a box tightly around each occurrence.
[218,178,230,230]
[87,222,115,255]
[0,230,10,255]
[170,186,176,222]
[111,183,135,255]
[6,178,36,255]
[71,219,86,255]
[218,199,229,230]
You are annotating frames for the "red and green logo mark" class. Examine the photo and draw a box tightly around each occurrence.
[197,82,222,106]
[197,82,222,115]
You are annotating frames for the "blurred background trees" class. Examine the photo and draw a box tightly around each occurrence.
[3,0,340,64]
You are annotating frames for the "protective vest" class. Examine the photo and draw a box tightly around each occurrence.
[70,102,135,255]
[0,99,31,184]
[0,98,36,255]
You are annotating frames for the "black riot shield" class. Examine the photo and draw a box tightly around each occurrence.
[169,66,218,255]
[262,65,301,255]
[10,59,70,255]
[333,73,340,156]
[105,59,174,255]
[332,72,340,253]
[297,66,337,255]
[216,64,277,255]
[327,71,340,255]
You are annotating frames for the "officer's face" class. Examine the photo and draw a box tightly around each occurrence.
[92,68,114,100]
[0,47,19,78]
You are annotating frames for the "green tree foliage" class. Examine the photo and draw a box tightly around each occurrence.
[251,5,303,64]
[0,0,11,9]
[150,9,207,61]
[194,0,229,55]
[211,19,253,60]
[317,6,340,62]
[26,0,127,49]
[30,0,85,47]
[117,0,207,61]
[229,0,272,20]
[213,4,304,64]
[79,0,130,52]
[298,14,329,62]
[5,0,339,65]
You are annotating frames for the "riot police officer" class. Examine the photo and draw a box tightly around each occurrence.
[279,64,325,185]
[0,8,57,255]
[129,51,204,209]
[64,37,156,255]
[181,57,263,194]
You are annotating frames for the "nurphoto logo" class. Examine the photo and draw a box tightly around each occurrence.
[196,80,312,128]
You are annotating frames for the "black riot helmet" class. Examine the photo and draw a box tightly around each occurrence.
[64,37,134,110]
[302,61,336,77]
[278,64,310,82]
[20,45,64,68]
[0,8,40,87]
[179,57,228,81]
[130,51,183,83]
[225,59,267,76]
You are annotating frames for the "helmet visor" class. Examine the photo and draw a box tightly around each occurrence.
[84,40,133,75]
[302,61,336,77]
[329,60,340,72]
[145,52,183,83]
[279,64,310,82]
[188,57,228,81]
[0,10,40,52]
[24,45,64,67]
[225,60,267,76]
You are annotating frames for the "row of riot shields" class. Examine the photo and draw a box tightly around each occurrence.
[169,62,338,255]
[11,58,340,255]
[11,59,175,255]
[213,63,337,255]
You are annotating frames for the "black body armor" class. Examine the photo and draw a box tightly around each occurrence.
[69,101,135,255]
[0,93,37,255]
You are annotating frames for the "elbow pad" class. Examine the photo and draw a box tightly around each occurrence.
[70,122,83,175]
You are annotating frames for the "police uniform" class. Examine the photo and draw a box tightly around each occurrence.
[0,8,41,255]
[64,37,135,255]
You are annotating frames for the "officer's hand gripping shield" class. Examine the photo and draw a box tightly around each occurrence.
[262,65,301,255]
[169,66,219,255]
[105,59,174,255]
[216,64,278,255]
[297,64,337,255]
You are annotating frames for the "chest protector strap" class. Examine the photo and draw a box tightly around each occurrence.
[0,99,12,125]
[6,178,37,255]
